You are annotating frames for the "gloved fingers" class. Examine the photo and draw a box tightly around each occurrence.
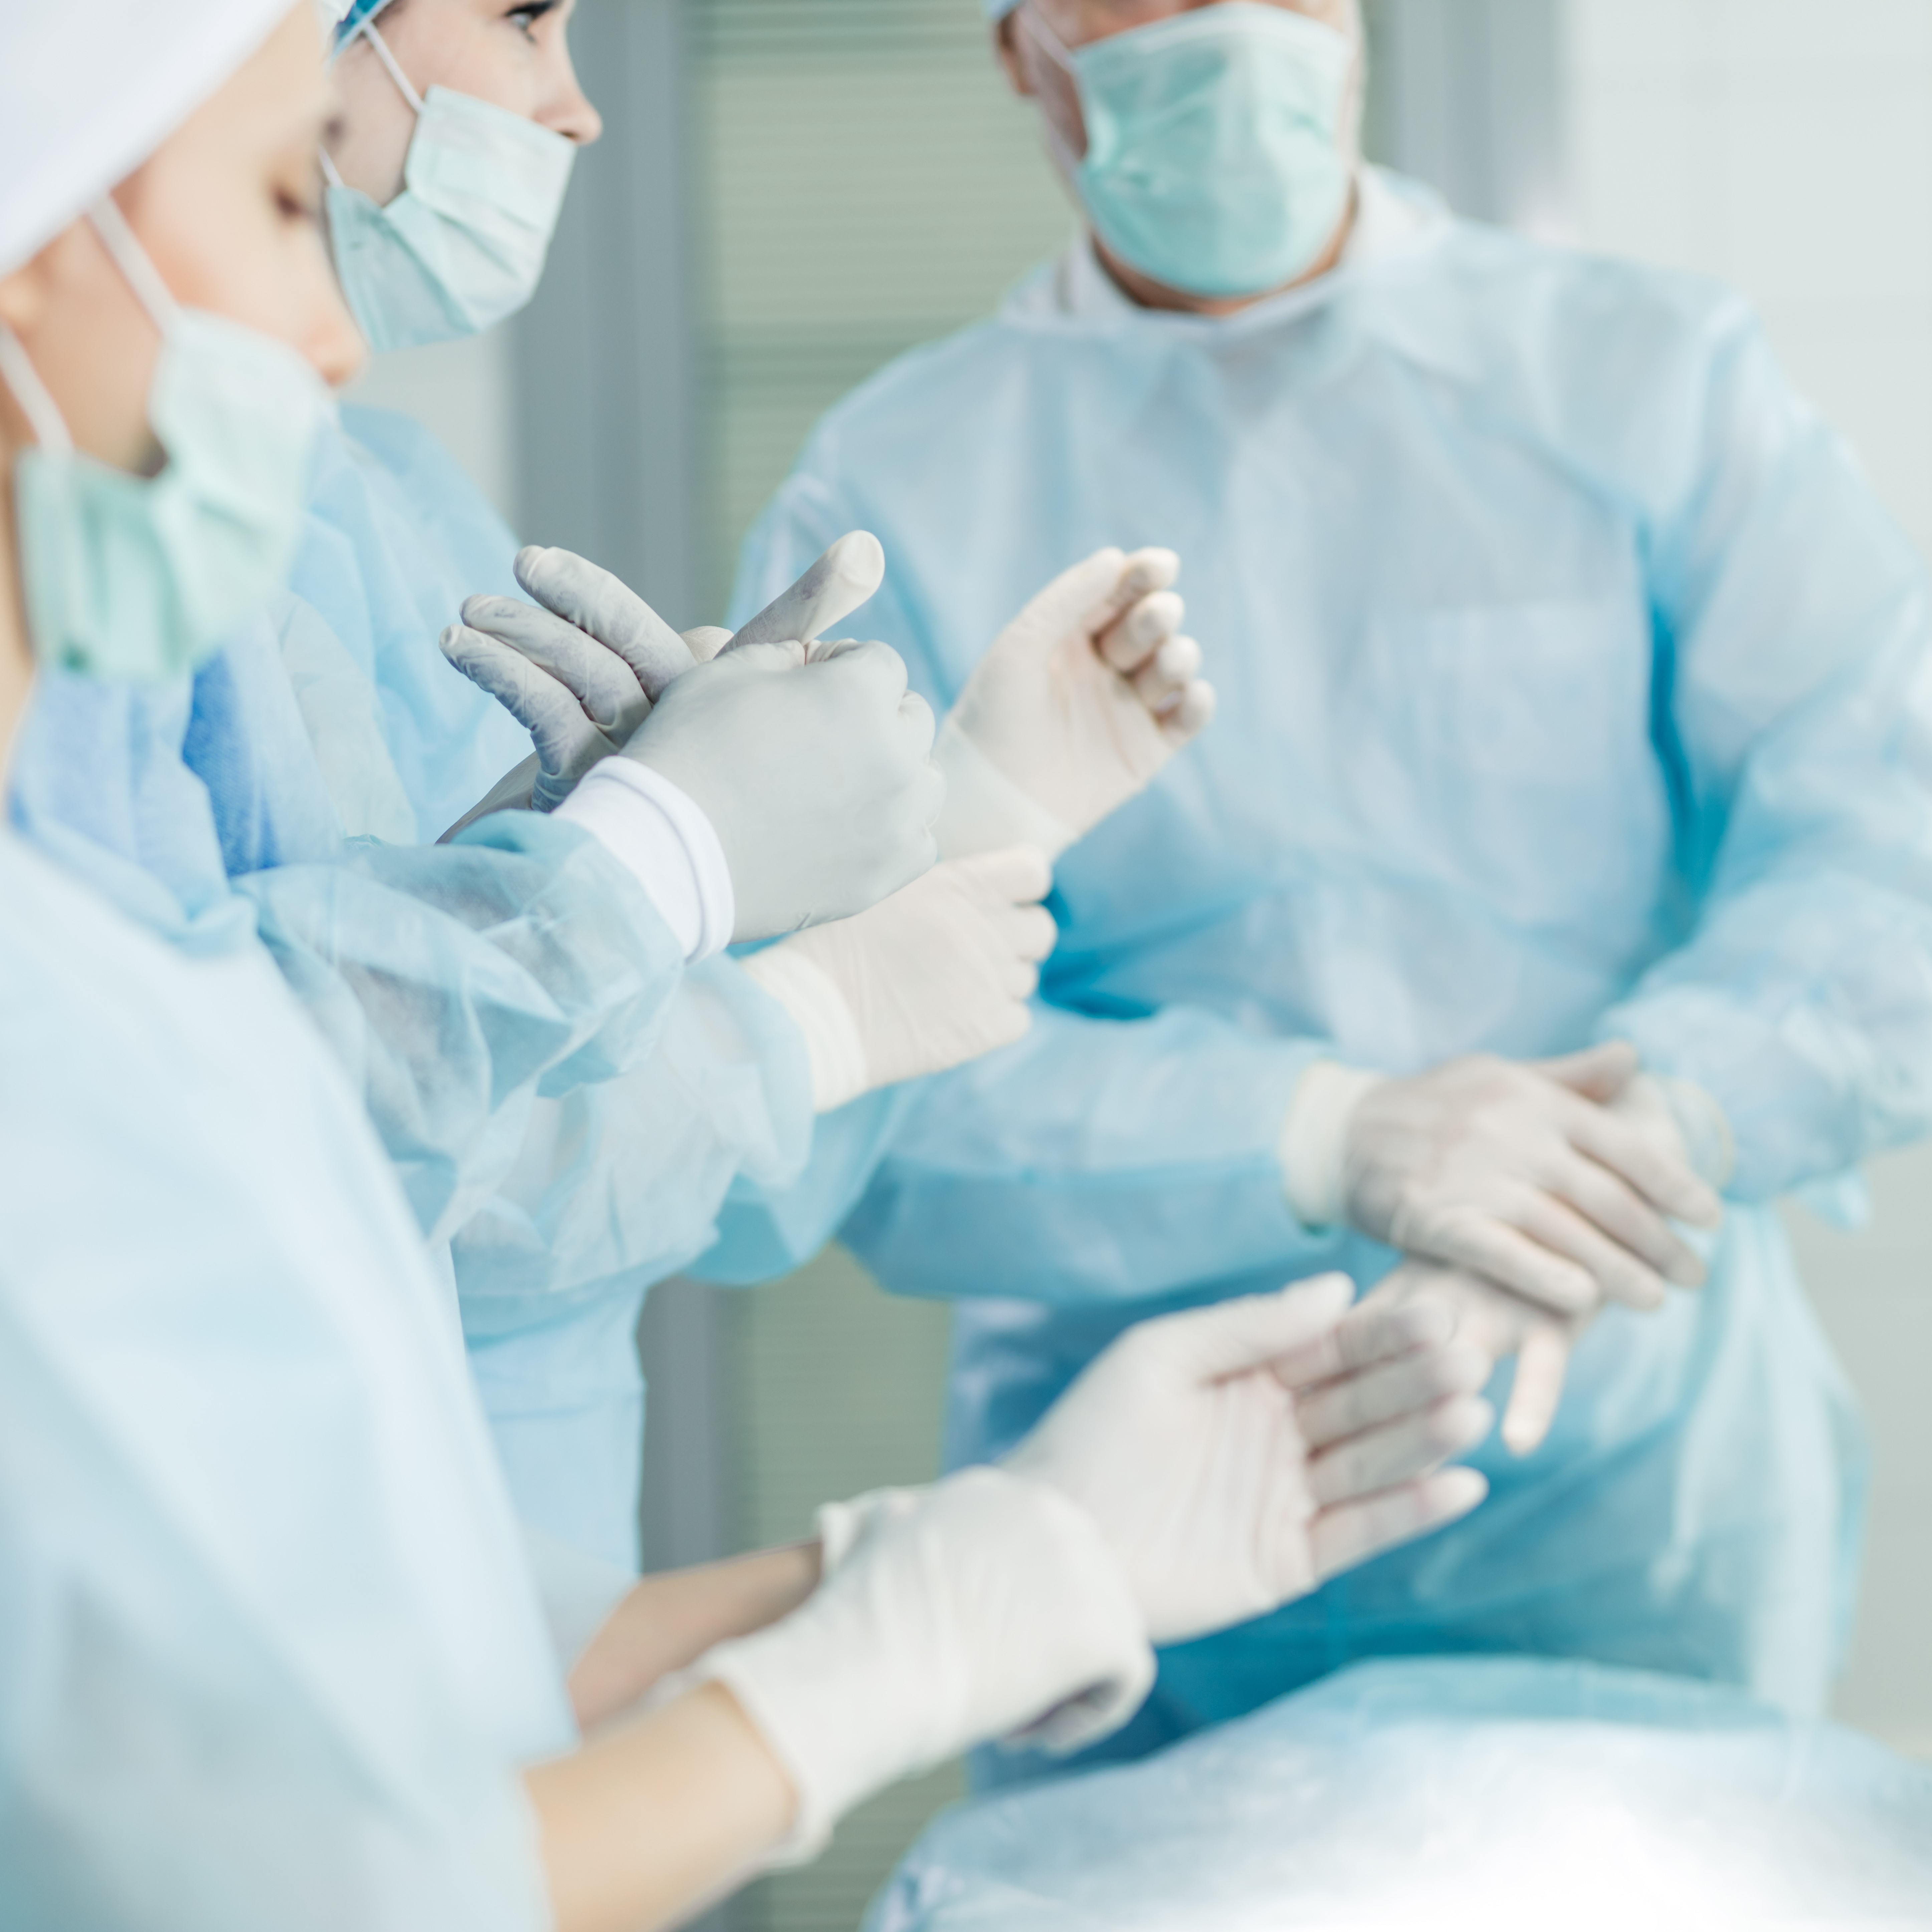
[1097,590,1185,674]
[1130,634,1203,712]
[899,688,939,761]
[1103,547,1181,630]
[727,531,886,651]
[438,624,598,777]
[1562,1095,1724,1231]
[1534,1039,1640,1104]
[1512,1183,1670,1312]
[1402,1204,1599,1318]
[1542,1145,1708,1293]
[514,545,696,700]
[1309,1465,1489,1584]
[1292,1338,1493,1450]
[1500,1324,1575,1457]
[1009,548,1132,648]
[459,594,648,734]
[1156,679,1217,747]
[1012,902,1059,961]
[1149,1275,1356,1383]
[1306,1394,1494,1507]
[683,625,734,664]
[1273,1291,1454,1391]
[808,635,912,709]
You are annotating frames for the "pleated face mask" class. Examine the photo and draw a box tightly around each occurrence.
[1031,2,1357,300]
[324,19,575,353]
[0,199,328,682]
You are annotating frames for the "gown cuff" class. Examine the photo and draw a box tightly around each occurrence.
[1278,1060,1387,1231]
[556,758,736,962]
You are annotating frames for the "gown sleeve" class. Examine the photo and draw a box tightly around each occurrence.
[1597,304,1932,1199]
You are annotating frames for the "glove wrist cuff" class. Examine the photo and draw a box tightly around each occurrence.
[670,1469,1153,1868]
[932,714,1077,863]
[1280,1060,1387,1230]
[556,758,736,962]
[739,944,870,1113]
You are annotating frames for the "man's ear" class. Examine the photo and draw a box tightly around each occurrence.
[994,15,1036,99]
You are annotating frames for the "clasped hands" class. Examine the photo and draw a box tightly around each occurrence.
[1302,1042,1732,1453]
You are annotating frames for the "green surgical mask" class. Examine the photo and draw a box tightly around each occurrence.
[1030,2,1357,300]
[323,21,576,353]
[0,198,328,682]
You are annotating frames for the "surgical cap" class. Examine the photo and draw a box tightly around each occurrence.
[0,0,295,276]
[985,0,1023,15]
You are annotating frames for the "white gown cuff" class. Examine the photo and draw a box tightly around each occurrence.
[932,714,1078,863]
[1279,1060,1387,1230]
[555,758,735,962]
[739,944,870,1113]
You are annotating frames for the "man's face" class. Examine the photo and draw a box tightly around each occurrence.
[1002,0,1362,165]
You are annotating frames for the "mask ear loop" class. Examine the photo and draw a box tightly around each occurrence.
[1016,5,1086,182]
[88,196,182,336]
[356,20,427,116]
[0,324,75,458]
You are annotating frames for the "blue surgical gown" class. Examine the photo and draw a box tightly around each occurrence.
[729,173,1932,1732]
[14,404,825,1568]
[0,818,566,1930]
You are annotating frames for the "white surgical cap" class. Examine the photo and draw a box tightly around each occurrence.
[0,0,297,276]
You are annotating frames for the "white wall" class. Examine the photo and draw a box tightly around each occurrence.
[1566,0,1932,1758]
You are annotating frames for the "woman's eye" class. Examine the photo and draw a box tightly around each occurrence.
[507,1,557,38]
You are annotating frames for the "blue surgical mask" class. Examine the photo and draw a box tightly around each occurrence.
[0,200,328,683]
[1029,3,1357,300]
[324,21,576,353]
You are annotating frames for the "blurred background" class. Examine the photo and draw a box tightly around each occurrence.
[348,3,1932,1926]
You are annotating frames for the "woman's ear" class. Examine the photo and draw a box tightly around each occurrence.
[0,226,77,339]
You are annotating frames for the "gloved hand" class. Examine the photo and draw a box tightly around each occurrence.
[1006,1276,1492,1644]
[673,1465,1155,1862]
[438,545,702,823]
[740,848,1055,1111]
[934,547,1216,861]
[1281,1042,1725,1321]
[616,637,943,940]
[1349,1259,1586,1458]
[436,534,888,834]
[1342,1076,1735,1459]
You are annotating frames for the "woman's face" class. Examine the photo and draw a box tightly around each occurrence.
[0,4,363,478]
[328,0,602,207]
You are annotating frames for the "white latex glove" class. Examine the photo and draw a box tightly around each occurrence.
[614,636,942,940]
[934,547,1216,861]
[740,848,1055,1111]
[436,534,885,835]
[1350,1259,1587,1459]
[1007,1277,1492,1645]
[1342,1080,1734,1459]
[673,1465,1154,1863]
[1281,1042,1725,1321]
